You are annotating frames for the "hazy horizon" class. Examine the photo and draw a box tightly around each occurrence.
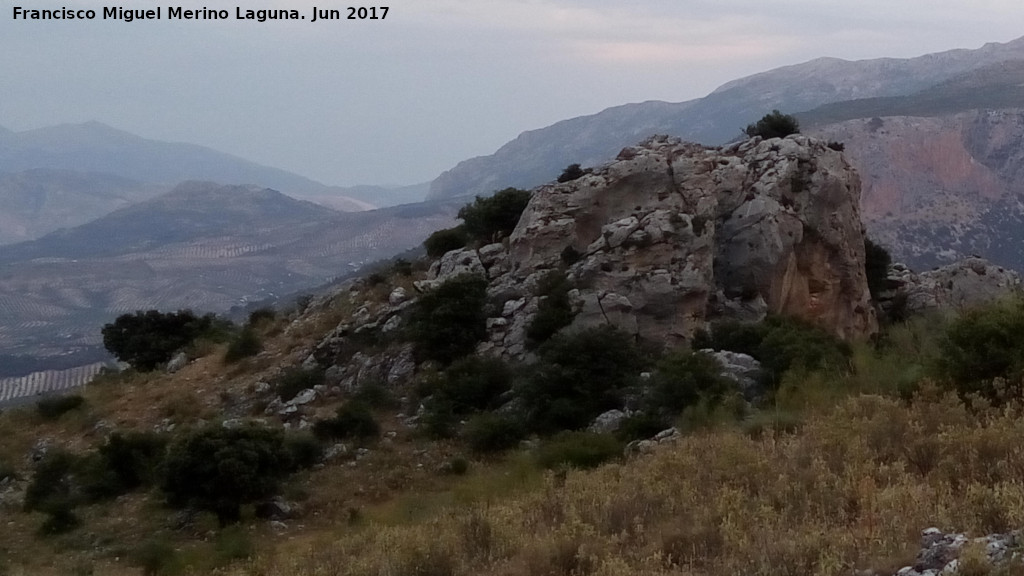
[4,1,1024,187]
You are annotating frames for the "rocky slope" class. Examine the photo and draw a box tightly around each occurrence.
[427,134,876,357]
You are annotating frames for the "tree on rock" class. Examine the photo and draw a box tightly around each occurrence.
[745,110,800,139]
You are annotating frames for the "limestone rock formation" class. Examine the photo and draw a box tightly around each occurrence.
[472,134,876,356]
[881,258,1021,316]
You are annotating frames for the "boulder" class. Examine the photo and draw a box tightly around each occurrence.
[883,258,1022,315]
[165,352,188,374]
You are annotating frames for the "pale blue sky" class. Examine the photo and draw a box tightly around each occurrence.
[2,0,1023,186]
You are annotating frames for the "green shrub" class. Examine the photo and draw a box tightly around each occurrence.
[465,413,527,454]
[697,316,851,387]
[162,425,293,526]
[614,413,670,442]
[419,402,459,440]
[440,457,469,475]
[525,270,576,347]
[424,227,468,258]
[101,309,224,371]
[37,502,80,536]
[935,298,1024,400]
[351,380,398,409]
[392,258,414,277]
[247,307,277,327]
[517,325,644,434]
[429,356,513,415]
[224,327,262,363]
[24,450,79,514]
[284,432,323,471]
[0,460,16,482]
[273,367,325,402]
[646,351,737,416]
[214,525,255,564]
[535,431,622,470]
[744,110,800,139]
[132,539,181,576]
[36,394,85,420]
[95,431,167,493]
[457,187,532,244]
[407,274,489,365]
[864,238,892,304]
[557,163,586,183]
[312,403,381,441]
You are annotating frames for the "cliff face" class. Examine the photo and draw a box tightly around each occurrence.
[429,135,877,357]
[810,110,1024,270]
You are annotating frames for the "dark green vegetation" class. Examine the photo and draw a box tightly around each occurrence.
[36,394,86,420]
[457,187,532,244]
[162,426,295,526]
[744,110,800,139]
[556,163,586,183]
[407,274,489,365]
[935,298,1024,401]
[312,402,381,441]
[525,270,576,347]
[422,187,531,258]
[101,309,230,371]
[864,237,893,303]
[423,227,468,258]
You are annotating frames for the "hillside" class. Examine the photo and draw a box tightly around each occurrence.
[1,134,1023,575]
[0,169,166,245]
[0,122,373,213]
[0,183,459,368]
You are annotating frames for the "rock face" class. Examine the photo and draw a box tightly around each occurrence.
[477,134,876,355]
[882,258,1022,315]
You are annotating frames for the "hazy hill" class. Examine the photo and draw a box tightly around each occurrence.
[0,182,459,365]
[0,122,373,211]
[427,36,1024,201]
[0,169,167,245]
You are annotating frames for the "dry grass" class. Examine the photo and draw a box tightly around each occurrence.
[222,386,1024,576]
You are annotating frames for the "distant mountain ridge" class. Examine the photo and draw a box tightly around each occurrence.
[427,36,1024,201]
[0,181,459,365]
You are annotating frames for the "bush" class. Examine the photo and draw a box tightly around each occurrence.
[36,394,85,420]
[697,316,851,387]
[457,187,532,244]
[614,413,670,442]
[429,356,513,415]
[101,309,222,371]
[24,450,79,514]
[440,457,469,475]
[465,413,527,454]
[744,110,800,139]
[247,307,277,327]
[525,271,576,348]
[864,238,892,304]
[312,402,381,441]
[273,367,325,403]
[424,227,468,258]
[132,540,180,576]
[284,432,323,471]
[224,327,262,363]
[646,350,736,416]
[162,425,293,525]
[96,431,167,493]
[535,431,622,470]
[407,274,489,365]
[392,258,414,277]
[935,298,1024,400]
[557,163,586,183]
[517,325,644,434]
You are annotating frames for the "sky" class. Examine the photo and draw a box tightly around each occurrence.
[3,0,1024,187]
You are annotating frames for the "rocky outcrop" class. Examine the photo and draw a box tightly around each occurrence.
[469,134,875,356]
[881,258,1021,316]
[881,527,1023,576]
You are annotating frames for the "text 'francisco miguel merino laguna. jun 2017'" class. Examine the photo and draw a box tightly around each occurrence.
[11,5,389,22]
